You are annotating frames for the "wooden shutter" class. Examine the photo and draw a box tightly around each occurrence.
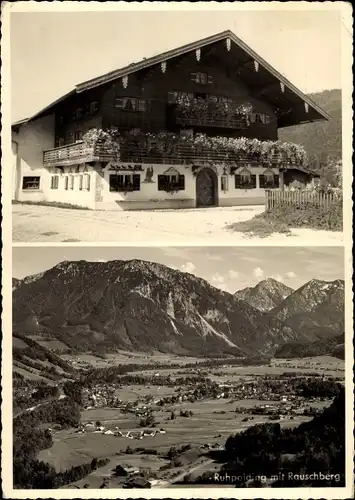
[190,72,198,82]
[207,75,213,84]
[259,175,265,188]
[178,175,185,191]
[158,175,166,191]
[274,174,279,188]
[251,175,257,188]
[235,175,241,188]
[132,174,141,191]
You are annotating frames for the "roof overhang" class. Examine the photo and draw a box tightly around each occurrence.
[12,30,330,130]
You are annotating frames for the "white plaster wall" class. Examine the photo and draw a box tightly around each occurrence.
[97,163,278,210]
[219,166,279,206]
[100,163,196,210]
[46,165,96,209]
[13,115,55,202]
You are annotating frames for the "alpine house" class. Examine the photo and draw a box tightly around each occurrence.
[11,30,328,210]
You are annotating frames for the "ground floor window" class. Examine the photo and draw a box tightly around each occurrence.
[259,171,280,189]
[158,174,185,191]
[109,174,141,192]
[69,175,74,190]
[50,175,59,189]
[79,174,91,191]
[22,176,40,190]
[221,175,229,192]
[64,176,69,190]
[235,169,257,189]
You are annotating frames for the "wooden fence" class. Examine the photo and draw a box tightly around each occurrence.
[265,189,341,211]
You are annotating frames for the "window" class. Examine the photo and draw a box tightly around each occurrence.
[158,174,185,191]
[58,137,65,146]
[115,97,146,111]
[79,175,83,191]
[51,175,59,189]
[191,72,212,85]
[22,176,40,190]
[73,108,82,120]
[235,169,256,189]
[250,113,270,124]
[90,101,99,114]
[74,131,83,142]
[64,176,69,190]
[168,91,194,104]
[109,174,141,192]
[259,171,279,189]
[83,173,91,191]
[221,175,228,192]
[69,175,74,190]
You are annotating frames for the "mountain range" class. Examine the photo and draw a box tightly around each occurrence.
[12,260,344,361]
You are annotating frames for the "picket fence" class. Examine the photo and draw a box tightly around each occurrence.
[265,189,341,211]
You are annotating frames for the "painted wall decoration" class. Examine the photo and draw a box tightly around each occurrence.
[107,162,144,172]
[143,166,155,183]
[163,166,180,176]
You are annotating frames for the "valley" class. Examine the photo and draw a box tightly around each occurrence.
[12,257,346,489]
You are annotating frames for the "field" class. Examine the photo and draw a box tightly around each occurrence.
[36,354,342,487]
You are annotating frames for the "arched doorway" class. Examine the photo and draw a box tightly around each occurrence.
[195,167,218,207]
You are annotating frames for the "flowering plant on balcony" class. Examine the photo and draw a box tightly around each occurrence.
[176,95,251,127]
[81,128,308,168]
[83,129,120,160]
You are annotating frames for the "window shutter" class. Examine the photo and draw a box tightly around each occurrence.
[132,174,141,190]
[251,175,257,188]
[190,72,198,82]
[235,175,241,188]
[178,175,185,191]
[79,175,83,190]
[158,175,166,191]
[207,75,213,84]
[115,98,124,108]
[138,100,146,112]
[259,175,265,188]
[274,174,279,188]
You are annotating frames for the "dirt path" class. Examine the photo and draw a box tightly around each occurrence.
[12,204,343,244]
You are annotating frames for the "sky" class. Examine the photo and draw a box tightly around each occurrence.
[10,7,343,123]
[13,246,344,293]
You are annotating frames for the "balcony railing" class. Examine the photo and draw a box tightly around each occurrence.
[43,141,113,167]
[172,106,249,130]
[43,135,307,169]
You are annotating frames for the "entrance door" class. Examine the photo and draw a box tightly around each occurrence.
[196,168,217,207]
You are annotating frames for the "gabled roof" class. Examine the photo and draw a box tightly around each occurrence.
[12,29,330,129]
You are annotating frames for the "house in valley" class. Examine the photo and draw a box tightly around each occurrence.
[11,30,328,211]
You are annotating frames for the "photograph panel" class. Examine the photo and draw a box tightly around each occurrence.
[12,246,347,492]
[9,6,347,245]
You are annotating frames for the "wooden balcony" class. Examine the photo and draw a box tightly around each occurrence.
[43,141,113,167]
[43,137,302,168]
[170,103,249,130]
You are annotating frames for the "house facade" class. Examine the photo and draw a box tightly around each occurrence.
[11,30,328,210]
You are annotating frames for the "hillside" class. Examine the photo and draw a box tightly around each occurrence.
[13,332,75,381]
[279,89,341,169]
[234,278,293,312]
[12,260,305,358]
[274,333,345,360]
